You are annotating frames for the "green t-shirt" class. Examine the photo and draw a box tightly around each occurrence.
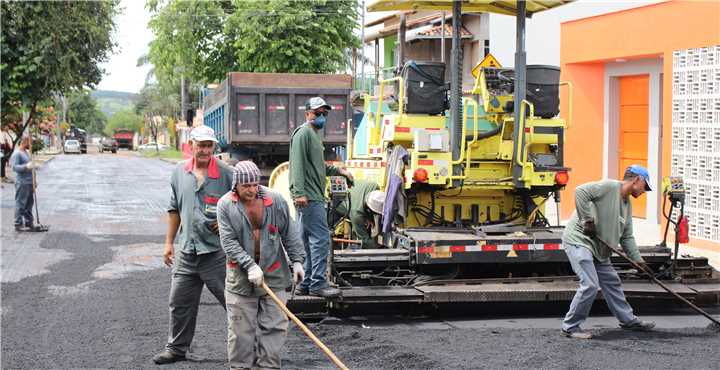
[335,180,380,248]
[289,123,340,202]
[562,179,643,262]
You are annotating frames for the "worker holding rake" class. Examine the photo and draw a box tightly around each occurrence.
[217,160,305,369]
[561,165,657,339]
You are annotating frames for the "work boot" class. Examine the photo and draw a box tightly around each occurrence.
[620,320,655,331]
[310,286,342,298]
[561,328,592,339]
[14,225,28,232]
[152,350,186,365]
[295,286,309,296]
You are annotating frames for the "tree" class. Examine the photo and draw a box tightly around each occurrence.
[104,110,143,137]
[67,90,107,134]
[146,0,359,83]
[228,0,359,73]
[146,0,235,85]
[1,1,119,143]
[135,84,178,150]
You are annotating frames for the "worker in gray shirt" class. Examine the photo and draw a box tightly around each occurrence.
[217,160,305,369]
[153,126,234,364]
[11,136,43,231]
[561,165,656,339]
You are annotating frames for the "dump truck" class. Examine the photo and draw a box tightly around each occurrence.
[203,72,353,179]
[113,128,134,150]
[267,0,719,317]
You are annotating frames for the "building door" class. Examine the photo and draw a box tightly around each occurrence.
[618,75,649,218]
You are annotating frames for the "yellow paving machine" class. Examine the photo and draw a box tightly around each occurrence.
[270,0,719,315]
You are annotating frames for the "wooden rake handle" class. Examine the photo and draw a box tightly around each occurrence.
[260,281,350,370]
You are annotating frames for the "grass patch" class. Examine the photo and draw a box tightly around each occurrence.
[141,149,185,160]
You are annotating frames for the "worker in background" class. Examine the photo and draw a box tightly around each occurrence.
[289,97,353,298]
[1,123,15,183]
[217,160,305,370]
[11,135,42,231]
[153,126,234,364]
[333,180,385,249]
[561,165,656,339]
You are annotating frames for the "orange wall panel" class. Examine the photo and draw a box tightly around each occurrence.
[559,63,605,219]
[561,1,720,64]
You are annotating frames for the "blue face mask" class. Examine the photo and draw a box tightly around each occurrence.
[312,114,326,129]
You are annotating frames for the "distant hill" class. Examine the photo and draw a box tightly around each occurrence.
[91,90,138,118]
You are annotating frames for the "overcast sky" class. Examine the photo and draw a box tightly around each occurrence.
[96,0,153,93]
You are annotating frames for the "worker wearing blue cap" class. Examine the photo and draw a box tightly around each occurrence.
[561,164,656,339]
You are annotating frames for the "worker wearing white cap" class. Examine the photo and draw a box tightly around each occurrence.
[289,97,354,298]
[154,125,235,364]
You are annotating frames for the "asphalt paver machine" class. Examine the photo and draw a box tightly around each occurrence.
[272,0,719,316]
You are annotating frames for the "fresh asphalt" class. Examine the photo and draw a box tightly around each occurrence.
[1,149,718,369]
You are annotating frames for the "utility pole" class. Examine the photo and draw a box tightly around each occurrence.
[360,0,366,93]
[55,95,63,148]
[441,12,446,62]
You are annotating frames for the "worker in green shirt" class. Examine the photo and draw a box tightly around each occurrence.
[333,180,385,249]
[289,97,353,298]
[561,165,656,339]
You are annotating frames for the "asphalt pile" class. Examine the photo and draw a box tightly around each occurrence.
[281,322,720,370]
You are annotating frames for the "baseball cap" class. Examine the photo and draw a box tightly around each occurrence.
[624,165,652,191]
[189,125,218,143]
[305,97,332,111]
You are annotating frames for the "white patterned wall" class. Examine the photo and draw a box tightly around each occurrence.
[671,45,720,243]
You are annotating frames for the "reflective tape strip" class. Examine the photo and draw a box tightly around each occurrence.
[416,243,564,254]
[346,160,386,169]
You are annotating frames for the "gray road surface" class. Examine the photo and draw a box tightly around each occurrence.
[1,152,718,369]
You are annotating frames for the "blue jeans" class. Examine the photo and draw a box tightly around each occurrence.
[14,183,33,227]
[562,242,638,332]
[297,201,331,292]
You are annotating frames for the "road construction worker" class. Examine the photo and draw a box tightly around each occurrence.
[561,165,656,339]
[153,125,234,364]
[289,96,353,298]
[333,180,385,248]
[11,135,43,231]
[217,160,305,369]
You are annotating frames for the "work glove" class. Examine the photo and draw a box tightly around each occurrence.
[582,219,596,238]
[292,261,305,284]
[247,264,263,287]
[25,162,37,170]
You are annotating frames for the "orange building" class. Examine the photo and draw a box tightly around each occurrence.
[559,0,720,251]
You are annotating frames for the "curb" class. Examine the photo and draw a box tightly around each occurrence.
[159,157,182,165]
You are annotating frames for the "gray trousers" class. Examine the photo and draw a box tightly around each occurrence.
[14,182,33,227]
[166,250,226,355]
[226,289,289,370]
[562,242,639,332]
